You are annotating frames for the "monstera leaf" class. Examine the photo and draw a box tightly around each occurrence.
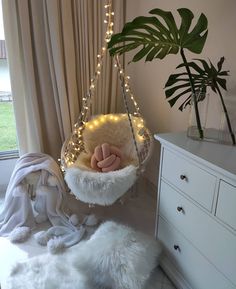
[165,57,229,111]
[108,7,209,139]
[108,8,208,62]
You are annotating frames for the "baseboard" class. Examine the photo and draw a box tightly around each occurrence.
[160,255,192,289]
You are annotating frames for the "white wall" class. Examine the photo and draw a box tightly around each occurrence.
[126,0,236,184]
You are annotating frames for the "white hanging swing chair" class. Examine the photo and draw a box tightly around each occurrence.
[61,1,153,206]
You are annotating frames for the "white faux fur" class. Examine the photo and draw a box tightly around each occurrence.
[9,226,31,243]
[6,221,162,289]
[6,253,91,289]
[65,165,137,205]
[74,221,162,289]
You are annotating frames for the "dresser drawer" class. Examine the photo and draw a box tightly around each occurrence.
[216,181,236,231]
[161,149,216,211]
[158,217,234,289]
[159,181,236,285]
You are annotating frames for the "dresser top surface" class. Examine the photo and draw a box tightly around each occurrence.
[154,132,236,179]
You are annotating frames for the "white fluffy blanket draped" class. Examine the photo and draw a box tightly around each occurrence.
[0,153,89,251]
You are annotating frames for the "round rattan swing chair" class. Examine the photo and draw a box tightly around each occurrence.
[61,1,153,206]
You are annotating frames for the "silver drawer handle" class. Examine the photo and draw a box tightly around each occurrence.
[174,245,181,252]
[177,206,183,212]
[180,174,187,180]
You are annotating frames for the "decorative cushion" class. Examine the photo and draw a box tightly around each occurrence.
[91,143,122,172]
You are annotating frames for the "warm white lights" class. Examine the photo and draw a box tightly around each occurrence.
[63,0,146,169]
[114,55,141,116]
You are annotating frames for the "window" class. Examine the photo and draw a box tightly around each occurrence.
[0,1,18,157]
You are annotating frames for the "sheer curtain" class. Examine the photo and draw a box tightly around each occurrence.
[2,0,125,159]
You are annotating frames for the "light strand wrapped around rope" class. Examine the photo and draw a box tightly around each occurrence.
[61,0,153,206]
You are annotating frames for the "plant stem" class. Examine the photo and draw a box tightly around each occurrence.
[180,48,204,139]
[215,83,235,145]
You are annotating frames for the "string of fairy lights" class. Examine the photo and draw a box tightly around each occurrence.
[61,0,149,170]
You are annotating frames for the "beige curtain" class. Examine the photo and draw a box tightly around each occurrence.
[2,0,125,160]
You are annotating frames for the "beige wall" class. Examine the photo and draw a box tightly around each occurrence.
[126,0,236,184]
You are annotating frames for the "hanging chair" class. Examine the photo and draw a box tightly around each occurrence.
[61,1,153,206]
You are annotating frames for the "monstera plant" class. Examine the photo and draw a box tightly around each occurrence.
[165,57,235,144]
[108,7,235,144]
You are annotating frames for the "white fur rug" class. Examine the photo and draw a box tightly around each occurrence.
[5,221,162,289]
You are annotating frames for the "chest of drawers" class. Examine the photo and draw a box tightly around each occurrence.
[155,132,236,289]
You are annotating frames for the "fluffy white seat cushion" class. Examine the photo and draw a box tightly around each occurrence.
[5,221,162,289]
[65,164,137,205]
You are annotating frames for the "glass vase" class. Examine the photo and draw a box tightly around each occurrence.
[187,93,236,145]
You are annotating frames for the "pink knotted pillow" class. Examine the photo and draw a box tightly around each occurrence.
[90,143,122,172]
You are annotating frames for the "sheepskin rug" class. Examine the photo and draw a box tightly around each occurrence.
[5,221,162,289]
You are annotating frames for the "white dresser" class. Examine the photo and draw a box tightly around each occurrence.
[155,132,236,289]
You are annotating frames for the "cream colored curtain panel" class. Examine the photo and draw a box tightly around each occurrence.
[2,0,125,159]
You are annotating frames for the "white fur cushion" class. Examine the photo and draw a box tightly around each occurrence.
[6,221,162,289]
[65,165,137,205]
